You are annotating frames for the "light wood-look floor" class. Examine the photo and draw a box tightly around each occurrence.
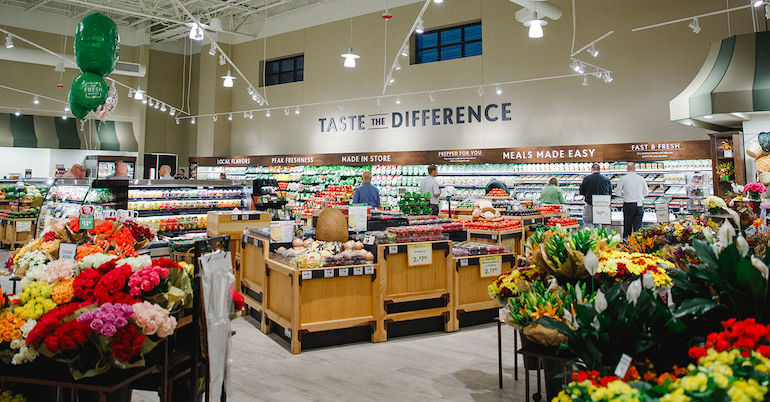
[134,317,535,401]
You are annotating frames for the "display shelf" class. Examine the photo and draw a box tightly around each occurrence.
[453,253,516,321]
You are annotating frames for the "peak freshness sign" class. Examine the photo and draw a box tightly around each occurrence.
[318,103,515,133]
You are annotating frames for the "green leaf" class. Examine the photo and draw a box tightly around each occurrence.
[675,298,719,318]
[735,258,765,301]
[693,239,718,269]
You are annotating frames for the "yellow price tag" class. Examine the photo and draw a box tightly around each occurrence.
[407,243,432,266]
[479,255,502,278]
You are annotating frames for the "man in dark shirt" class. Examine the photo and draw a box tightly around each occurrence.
[579,163,611,228]
[351,171,380,208]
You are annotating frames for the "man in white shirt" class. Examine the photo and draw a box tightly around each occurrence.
[615,162,648,237]
[158,165,174,180]
[419,165,441,215]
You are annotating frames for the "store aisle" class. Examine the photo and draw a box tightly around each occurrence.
[134,318,533,401]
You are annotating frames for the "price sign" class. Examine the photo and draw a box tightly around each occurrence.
[354,267,364,276]
[592,195,611,225]
[655,201,670,223]
[348,204,368,232]
[364,266,374,275]
[79,214,94,230]
[301,270,312,280]
[323,269,334,278]
[388,245,399,255]
[339,268,349,277]
[59,243,77,261]
[479,256,502,278]
[460,259,469,267]
[491,235,497,241]
[614,354,633,378]
[16,220,32,232]
[407,244,432,266]
[363,234,375,245]
[269,221,295,243]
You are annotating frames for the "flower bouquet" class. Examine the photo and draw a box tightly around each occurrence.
[705,195,727,215]
[716,162,734,182]
[744,182,767,201]
[595,250,674,290]
[486,266,543,306]
[526,227,620,280]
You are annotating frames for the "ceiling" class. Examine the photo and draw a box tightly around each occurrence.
[0,0,331,42]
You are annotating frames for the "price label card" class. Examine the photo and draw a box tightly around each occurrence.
[363,234,375,245]
[407,243,432,266]
[364,266,374,275]
[460,259,469,267]
[592,195,612,225]
[479,256,503,278]
[388,245,399,255]
[339,268,349,277]
[655,202,670,223]
[491,235,498,240]
[59,243,77,261]
[614,354,633,378]
[323,269,334,278]
[348,204,368,232]
[231,214,240,221]
[16,220,32,232]
[353,267,363,276]
[79,214,94,230]
[301,270,312,280]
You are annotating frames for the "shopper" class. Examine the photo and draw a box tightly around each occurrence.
[419,165,442,215]
[540,178,565,204]
[616,162,649,237]
[107,161,131,180]
[158,165,174,180]
[485,178,509,195]
[219,172,227,180]
[174,168,186,179]
[579,163,612,228]
[61,163,85,179]
[351,171,380,208]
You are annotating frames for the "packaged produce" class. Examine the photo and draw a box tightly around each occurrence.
[386,225,443,243]
[464,220,522,231]
[452,242,507,257]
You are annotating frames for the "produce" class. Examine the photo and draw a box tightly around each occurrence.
[464,220,521,231]
[274,238,372,268]
[486,188,509,197]
[315,208,349,242]
[546,217,578,226]
[386,225,443,243]
[452,242,506,256]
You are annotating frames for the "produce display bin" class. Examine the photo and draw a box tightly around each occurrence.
[263,258,380,354]
[240,232,270,330]
[466,228,523,258]
[453,253,516,321]
[377,240,458,340]
[207,210,271,287]
[503,215,542,254]
[2,218,36,250]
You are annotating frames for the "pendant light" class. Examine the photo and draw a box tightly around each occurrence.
[221,70,236,87]
[524,12,546,39]
[341,0,359,68]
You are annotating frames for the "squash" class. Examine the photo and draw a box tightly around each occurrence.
[315,208,349,242]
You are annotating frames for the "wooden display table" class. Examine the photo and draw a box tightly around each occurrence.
[240,233,270,328]
[2,217,36,250]
[263,258,380,354]
[207,211,271,286]
[453,253,516,322]
[466,228,523,257]
[377,240,458,339]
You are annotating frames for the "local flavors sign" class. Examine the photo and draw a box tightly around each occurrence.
[318,103,516,133]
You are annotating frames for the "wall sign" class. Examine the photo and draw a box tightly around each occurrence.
[191,140,711,167]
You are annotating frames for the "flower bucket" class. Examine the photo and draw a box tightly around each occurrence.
[517,329,542,370]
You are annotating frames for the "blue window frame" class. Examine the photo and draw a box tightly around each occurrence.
[264,55,304,86]
[415,22,482,64]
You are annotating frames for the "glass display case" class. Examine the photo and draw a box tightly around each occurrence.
[84,155,137,179]
[36,179,91,236]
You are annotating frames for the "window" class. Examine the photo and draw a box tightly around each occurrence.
[415,22,482,64]
[264,55,304,86]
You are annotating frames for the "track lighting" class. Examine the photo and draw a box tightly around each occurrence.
[394,59,401,70]
[64,105,70,112]
[142,98,147,105]
[377,97,382,106]
[284,108,289,116]
[160,104,166,112]
[128,89,134,98]
[434,0,443,3]
[33,96,39,104]
[62,115,67,120]
[212,115,218,122]
[587,44,599,58]
[582,75,589,87]
[477,86,484,96]
[337,103,344,111]
[55,60,65,73]
[154,102,160,109]
[148,99,154,107]
[266,109,271,117]
[295,107,300,115]
[188,24,204,41]
[342,48,360,68]
[169,107,176,116]
[415,19,425,34]
[14,109,20,116]
[602,72,613,83]
[221,70,236,87]
[524,14,546,38]
[191,117,196,124]
[133,87,145,100]
[208,46,216,56]
[4,35,13,49]
[496,85,502,95]
[244,111,249,119]
[396,96,401,105]
[429,92,435,102]
[688,18,701,34]
[754,0,764,7]
[228,113,233,121]
[401,45,409,58]
[175,118,180,125]
[219,54,226,65]
[387,74,395,85]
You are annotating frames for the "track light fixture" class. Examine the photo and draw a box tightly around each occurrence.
[219,54,226,65]
[587,44,599,57]
[754,0,764,7]
[394,59,401,71]
[212,115,217,122]
[160,104,167,112]
[228,113,233,121]
[243,111,249,119]
[496,85,502,95]
[602,72,613,83]
[148,99,153,107]
[434,0,443,3]
[582,75,589,87]
[295,107,300,115]
[401,45,409,58]
[14,109,20,116]
[688,18,701,34]
[477,86,484,96]
[133,87,145,100]
[415,19,425,34]
[142,98,147,105]
[428,92,435,102]
[62,115,67,120]
[387,74,395,85]
[284,108,290,116]
[175,118,180,125]
[127,89,134,98]
[4,35,13,49]
[64,105,70,112]
[191,117,196,124]
[154,102,160,109]
[395,96,401,105]
[266,109,271,117]
[169,107,176,116]
[33,96,39,105]
[208,45,216,56]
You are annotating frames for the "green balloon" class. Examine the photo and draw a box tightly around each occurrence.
[71,72,108,109]
[74,13,120,76]
[68,93,90,120]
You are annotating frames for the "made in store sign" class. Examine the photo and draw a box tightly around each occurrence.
[317,103,514,133]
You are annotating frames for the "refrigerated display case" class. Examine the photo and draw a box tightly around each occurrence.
[84,155,137,179]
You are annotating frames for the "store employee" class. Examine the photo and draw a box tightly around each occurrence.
[351,171,380,208]
[420,165,442,215]
[615,162,649,238]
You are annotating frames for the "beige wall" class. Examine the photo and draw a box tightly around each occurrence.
[217,0,756,158]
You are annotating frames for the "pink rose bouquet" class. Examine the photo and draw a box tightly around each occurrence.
[132,301,176,338]
[128,265,169,297]
[744,182,767,194]
[77,303,134,337]
[37,259,76,284]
